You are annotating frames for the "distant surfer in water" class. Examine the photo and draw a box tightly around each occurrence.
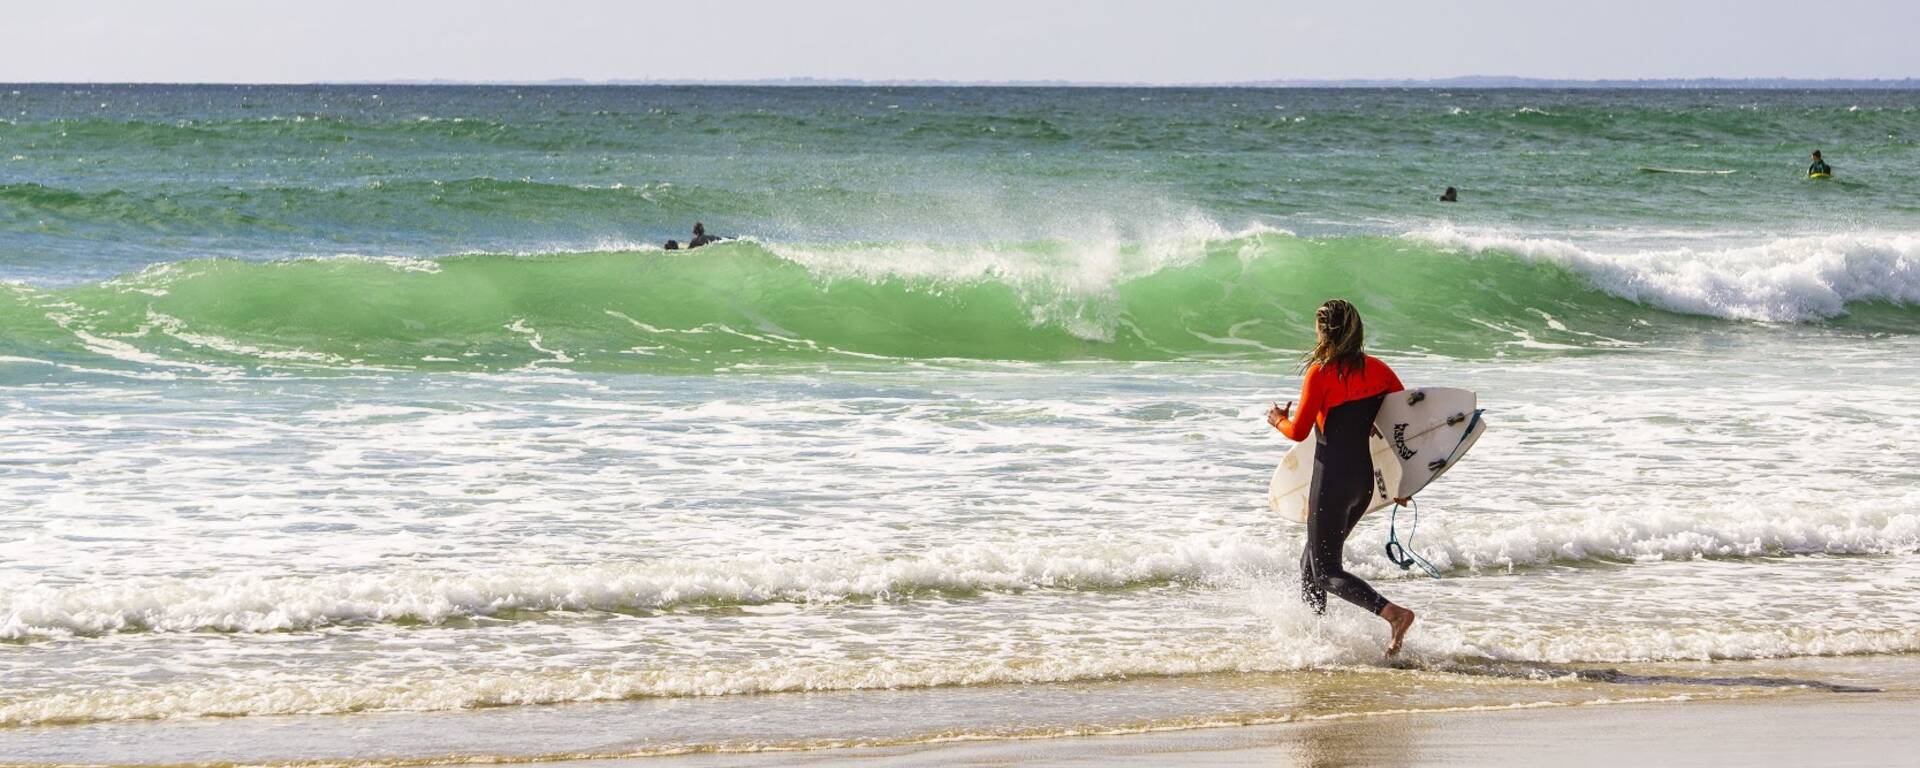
[665,223,727,251]
[688,222,723,248]
[1808,150,1832,178]
[1439,186,1458,202]
[1266,299,1418,655]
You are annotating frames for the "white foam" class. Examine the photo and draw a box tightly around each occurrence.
[505,317,575,367]
[1,592,1912,729]
[0,643,1315,727]
[1408,225,1920,322]
[40,306,233,375]
[147,309,347,366]
[7,347,1918,733]
[5,505,1914,640]
[0,535,1282,638]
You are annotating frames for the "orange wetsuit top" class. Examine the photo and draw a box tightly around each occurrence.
[1277,355,1404,442]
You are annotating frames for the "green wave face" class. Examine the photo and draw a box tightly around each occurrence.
[0,233,1768,374]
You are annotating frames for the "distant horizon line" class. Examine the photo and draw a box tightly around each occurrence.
[8,75,1920,89]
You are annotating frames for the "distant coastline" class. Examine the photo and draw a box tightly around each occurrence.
[325,76,1920,89]
[7,76,1919,89]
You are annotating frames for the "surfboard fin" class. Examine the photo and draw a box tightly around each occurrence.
[1406,391,1426,406]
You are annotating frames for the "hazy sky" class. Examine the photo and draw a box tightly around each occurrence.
[5,0,1916,83]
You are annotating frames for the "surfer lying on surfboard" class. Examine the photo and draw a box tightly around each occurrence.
[1265,299,1419,655]
[1809,150,1832,179]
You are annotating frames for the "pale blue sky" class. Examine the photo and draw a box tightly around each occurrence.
[5,0,1916,83]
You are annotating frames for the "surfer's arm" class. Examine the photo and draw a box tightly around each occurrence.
[1275,366,1325,441]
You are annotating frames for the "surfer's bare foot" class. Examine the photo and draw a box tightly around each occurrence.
[1380,604,1416,656]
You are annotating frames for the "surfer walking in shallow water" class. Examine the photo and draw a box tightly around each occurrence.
[1266,299,1418,655]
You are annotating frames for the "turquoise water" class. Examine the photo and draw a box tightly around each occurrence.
[5,86,1918,374]
[2,86,1918,764]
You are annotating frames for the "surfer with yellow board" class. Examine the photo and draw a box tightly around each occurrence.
[1809,149,1833,179]
[1265,299,1419,655]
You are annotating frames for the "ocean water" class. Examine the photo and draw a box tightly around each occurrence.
[2,85,1919,764]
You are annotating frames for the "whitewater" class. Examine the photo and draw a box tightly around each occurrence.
[3,84,1919,764]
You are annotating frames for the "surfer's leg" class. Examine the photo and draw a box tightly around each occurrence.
[1304,474,1389,616]
[1341,487,1370,538]
[1332,479,1417,653]
[1314,547,1389,616]
[1299,545,1327,614]
[1309,551,1387,615]
[1304,463,1414,652]
[1299,446,1333,614]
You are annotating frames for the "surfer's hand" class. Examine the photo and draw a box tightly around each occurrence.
[1266,402,1290,430]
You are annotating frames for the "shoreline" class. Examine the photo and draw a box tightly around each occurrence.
[7,654,1916,767]
[633,687,1918,767]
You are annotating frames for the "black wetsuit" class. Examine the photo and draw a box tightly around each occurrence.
[1809,160,1832,176]
[1299,393,1391,615]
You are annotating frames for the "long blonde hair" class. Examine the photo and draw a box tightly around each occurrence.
[1302,299,1366,374]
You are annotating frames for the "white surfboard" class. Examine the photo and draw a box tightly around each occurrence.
[1268,387,1487,523]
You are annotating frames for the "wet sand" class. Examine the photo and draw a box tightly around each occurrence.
[7,656,1913,766]
[635,687,1917,767]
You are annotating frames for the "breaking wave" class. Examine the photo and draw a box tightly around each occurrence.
[3,228,1916,375]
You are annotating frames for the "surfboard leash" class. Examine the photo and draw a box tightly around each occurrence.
[1384,499,1444,579]
[1384,407,1482,578]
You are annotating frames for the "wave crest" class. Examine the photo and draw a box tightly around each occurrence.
[3,229,1917,376]
[1412,225,1920,323]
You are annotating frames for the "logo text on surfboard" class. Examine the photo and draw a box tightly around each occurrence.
[1391,423,1415,459]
